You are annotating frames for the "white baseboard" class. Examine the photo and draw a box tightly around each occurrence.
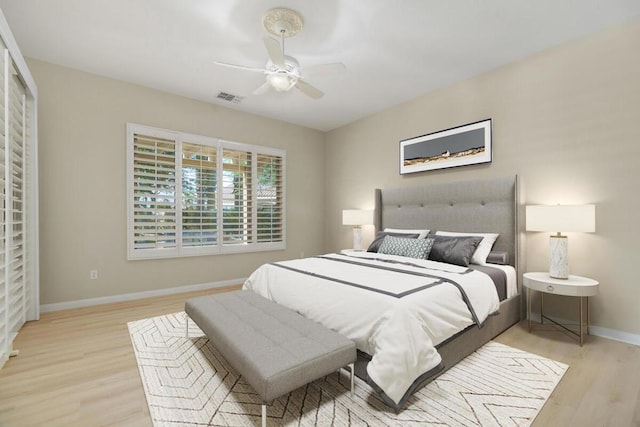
[40,278,246,313]
[528,312,640,347]
[587,325,640,346]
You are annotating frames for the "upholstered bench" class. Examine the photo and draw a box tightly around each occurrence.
[185,290,357,427]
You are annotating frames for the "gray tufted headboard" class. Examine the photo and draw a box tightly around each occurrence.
[374,176,518,268]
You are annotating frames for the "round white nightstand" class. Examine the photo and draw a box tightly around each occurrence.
[523,272,599,346]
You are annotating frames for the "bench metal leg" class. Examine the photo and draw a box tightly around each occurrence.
[349,363,355,397]
[262,404,266,427]
[184,313,189,339]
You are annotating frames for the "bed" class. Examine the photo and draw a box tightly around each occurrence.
[243,176,522,411]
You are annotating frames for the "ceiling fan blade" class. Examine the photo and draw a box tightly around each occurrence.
[262,37,285,69]
[253,80,272,95]
[295,79,324,99]
[214,61,265,73]
[301,62,346,77]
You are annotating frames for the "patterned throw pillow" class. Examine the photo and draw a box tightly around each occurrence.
[378,235,435,259]
[367,231,420,252]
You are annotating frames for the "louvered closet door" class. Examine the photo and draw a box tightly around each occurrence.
[22,81,34,321]
[7,61,26,337]
[0,15,39,371]
[0,41,7,366]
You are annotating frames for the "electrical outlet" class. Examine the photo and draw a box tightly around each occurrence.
[90,270,98,280]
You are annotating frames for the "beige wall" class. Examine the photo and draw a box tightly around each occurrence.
[31,18,640,338]
[31,58,325,305]
[325,19,640,337]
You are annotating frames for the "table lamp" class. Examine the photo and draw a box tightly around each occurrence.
[342,209,374,251]
[526,204,595,279]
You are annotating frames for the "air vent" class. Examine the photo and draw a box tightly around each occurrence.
[216,92,244,104]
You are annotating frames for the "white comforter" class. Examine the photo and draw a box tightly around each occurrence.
[242,252,500,406]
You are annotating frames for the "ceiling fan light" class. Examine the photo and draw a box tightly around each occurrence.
[268,73,294,91]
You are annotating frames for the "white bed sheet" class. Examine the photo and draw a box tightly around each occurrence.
[243,252,500,406]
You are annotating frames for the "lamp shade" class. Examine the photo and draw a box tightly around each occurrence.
[342,209,374,226]
[526,205,595,233]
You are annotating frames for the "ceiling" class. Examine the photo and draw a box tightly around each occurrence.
[1,1,639,131]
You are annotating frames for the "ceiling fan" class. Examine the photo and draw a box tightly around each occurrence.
[214,7,345,100]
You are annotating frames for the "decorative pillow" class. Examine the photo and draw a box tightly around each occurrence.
[383,228,430,239]
[428,235,483,267]
[367,231,420,252]
[435,231,499,265]
[378,235,435,259]
[486,251,510,265]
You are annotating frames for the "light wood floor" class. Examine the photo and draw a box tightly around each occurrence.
[0,287,638,427]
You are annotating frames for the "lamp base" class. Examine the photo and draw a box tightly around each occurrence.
[352,226,363,251]
[549,235,568,279]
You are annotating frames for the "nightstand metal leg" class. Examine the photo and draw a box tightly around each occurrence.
[540,292,544,325]
[579,296,584,346]
[587,296,590,335]
[527,287,531,332]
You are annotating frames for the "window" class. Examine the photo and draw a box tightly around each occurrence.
[127,124,285,259]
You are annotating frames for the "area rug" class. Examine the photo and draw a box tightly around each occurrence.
[128,312,568,426]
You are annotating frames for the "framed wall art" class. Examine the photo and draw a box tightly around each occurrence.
[399,119,492,175]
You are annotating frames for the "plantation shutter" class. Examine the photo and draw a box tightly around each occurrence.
[221,148,252,245]
[182,142,217,247]
[131,133,177,252]
[256,153,283,243]
[7,62,26,337]
[127,124,285,259]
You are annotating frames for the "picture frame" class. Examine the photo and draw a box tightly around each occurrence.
[399,119,492,175]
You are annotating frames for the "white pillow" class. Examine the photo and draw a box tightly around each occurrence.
[435,231,499,265]
[384,228,430,239]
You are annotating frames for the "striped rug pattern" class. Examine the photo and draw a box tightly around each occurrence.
[128,312,567,426]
